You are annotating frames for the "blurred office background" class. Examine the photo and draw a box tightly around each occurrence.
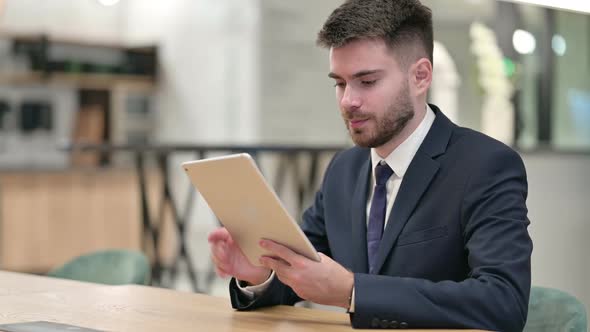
[0,0,587,314]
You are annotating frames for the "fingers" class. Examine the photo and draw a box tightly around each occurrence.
[209,228,232,271]
[211,244,228,265]
[211,240,234,273]
[259,256,291,280]
[210,238,227,260]
[260,240,303,267]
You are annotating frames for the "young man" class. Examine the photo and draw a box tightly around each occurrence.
[209,0,532,330]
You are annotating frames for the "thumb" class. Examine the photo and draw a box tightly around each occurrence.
[208,228,230,243]
[318,252,329,262]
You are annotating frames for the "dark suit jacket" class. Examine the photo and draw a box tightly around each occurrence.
[230,105,533,331]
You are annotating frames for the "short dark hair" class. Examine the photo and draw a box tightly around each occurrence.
[317,0,433,66]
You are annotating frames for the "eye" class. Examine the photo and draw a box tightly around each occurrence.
[361,80,377,87]
[334,82,346,88]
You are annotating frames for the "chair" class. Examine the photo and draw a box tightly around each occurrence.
[47,249,150,285]
[523,286,587,332]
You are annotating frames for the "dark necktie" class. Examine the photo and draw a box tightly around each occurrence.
[367,162,394,273]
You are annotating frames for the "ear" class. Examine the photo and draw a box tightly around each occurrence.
[409,58,432,97]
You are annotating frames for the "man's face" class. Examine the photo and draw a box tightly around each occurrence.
[329,38,414,148]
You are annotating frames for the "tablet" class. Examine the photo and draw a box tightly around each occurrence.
[182,153,320,266]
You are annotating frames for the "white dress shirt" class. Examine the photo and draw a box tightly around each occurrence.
[237,105,436,310]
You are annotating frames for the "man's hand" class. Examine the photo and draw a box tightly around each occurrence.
[208,227,271,286]
[259,239,354,309]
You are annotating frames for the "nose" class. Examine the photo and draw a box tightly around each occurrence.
[340,85,361,111]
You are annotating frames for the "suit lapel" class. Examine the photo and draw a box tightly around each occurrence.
[350,157,371,274]
[372,105,453,274]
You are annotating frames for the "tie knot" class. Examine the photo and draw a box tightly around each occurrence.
[375,162,393,186]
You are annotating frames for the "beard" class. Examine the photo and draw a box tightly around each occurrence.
[343,83,415,148]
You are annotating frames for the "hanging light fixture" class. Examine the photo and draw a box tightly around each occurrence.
[552,35,567,56]
[97,0,120,7]
[512,29,536,55]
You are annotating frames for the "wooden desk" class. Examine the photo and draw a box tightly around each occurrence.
[0,271,485,331]
[0,271,106,296]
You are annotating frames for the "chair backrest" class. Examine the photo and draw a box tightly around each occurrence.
[524,286,587,332]
[47,249,150,285]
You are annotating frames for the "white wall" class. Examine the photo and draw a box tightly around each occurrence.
[123,0,260,144]
[258,0,348,145]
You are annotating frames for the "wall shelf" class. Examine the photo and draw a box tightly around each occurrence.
[0,72,156,92]
[0,33,159,168]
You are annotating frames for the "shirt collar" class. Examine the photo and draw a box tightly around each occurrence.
[370,104,436,179]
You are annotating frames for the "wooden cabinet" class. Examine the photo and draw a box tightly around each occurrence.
[0,169,142,273]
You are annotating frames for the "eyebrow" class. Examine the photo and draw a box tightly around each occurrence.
[328,69,384,80]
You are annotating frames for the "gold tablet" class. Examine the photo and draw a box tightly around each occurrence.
[182,153,320,266]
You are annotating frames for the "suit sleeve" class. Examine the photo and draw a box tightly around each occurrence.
[229,153,338,310]
[350,147,533,331]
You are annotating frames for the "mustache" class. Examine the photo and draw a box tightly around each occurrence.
[343,111,373,121]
